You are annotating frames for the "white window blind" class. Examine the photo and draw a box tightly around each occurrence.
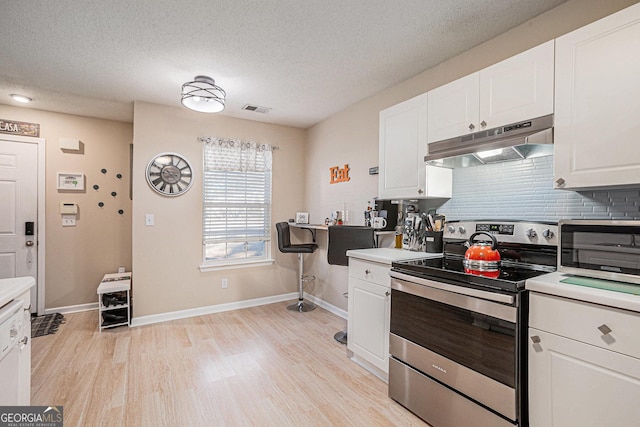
[200,137,272,265]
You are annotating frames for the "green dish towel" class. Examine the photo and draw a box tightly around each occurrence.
[560,276,640,296]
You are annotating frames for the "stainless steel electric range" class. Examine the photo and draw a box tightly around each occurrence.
[388,220,558,427]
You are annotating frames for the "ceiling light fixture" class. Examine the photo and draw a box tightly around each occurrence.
[10,94,32,103]
[181,75,226,113]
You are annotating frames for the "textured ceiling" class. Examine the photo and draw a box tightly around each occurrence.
[0,0,567,128]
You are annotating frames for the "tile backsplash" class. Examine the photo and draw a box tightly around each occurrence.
[429,156,640,221]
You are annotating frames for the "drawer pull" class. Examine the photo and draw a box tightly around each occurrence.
[365,269,371,275]
[530,335,541,344]
[598,324,612,335]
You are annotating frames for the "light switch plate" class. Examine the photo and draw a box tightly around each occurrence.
[145,214,154,226]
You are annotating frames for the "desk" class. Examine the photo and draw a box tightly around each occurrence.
[290,223,327,242]
[290,223,394,247]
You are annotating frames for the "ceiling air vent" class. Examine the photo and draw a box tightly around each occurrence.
[242,104,271,114]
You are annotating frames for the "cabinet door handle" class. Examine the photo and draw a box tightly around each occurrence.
[385,291,391,297]
[468,123,475,131]
[555,177,565,186]
[598,324,612,335]
[480,120,487,128]
[530,335,541,344]
[364,269,371,275]
[417,189,424,194]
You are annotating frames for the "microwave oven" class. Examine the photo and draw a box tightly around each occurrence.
[559,220,640,284]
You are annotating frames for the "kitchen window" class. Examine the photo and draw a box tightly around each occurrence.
[200,137,273,270]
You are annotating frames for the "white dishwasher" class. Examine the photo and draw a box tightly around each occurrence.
[0,299,27,405]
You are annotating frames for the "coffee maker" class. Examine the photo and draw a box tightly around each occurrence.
[373,200,398,231]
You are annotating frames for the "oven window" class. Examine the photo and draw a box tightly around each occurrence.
[391,289,516,388]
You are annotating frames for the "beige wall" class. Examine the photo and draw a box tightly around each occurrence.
[303,0,640,311]
[132,102,307,317]
[0,105,132,309]
[2,0,637,317]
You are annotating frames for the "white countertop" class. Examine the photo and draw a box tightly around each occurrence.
[0,276,36,307]
[526,271,640,313]
[346,248,442,265]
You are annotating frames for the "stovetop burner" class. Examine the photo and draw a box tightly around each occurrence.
[391,220,558,294]
[392,255,552,293]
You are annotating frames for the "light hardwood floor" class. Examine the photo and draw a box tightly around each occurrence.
[31,302,428,426]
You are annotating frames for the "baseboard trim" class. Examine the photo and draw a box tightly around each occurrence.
[131,292,300,327]
[46,292,347,327]
[305,294,347,319]
[45,302,98,315]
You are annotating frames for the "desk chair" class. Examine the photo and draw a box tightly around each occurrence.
[327,225,375,344]
[276,222,318,312]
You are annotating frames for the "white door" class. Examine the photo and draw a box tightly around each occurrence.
[427,72,479,143]
[378,93,427,200]
[529,328,640,427]
[554,2,640,189]
[479,40,554,129]
[347,277,390,373]
[0,138,39,311]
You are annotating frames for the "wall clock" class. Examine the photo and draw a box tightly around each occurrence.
[145,152,194,196]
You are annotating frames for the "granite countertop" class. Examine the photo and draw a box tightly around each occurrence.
[0,276,36,307]
[526,271,640,313]
[346,248,443,265]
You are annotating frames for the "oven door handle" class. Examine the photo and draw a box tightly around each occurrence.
[390,271,516,323]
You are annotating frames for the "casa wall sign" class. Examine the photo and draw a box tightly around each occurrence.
[0,119,40,137]
[329,164,350,184]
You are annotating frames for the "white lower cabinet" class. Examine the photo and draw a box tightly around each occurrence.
[17,289,31,405]
[348,258,391,379]
[528,292,640,427]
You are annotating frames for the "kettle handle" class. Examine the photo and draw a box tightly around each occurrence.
[468,231,498,250]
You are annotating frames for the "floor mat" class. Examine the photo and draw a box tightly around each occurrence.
[31,313,65,338]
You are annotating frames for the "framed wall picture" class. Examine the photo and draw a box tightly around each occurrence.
[57,173,85,191]
[296,212,309,224]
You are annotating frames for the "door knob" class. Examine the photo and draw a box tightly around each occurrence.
[26,240,34,247]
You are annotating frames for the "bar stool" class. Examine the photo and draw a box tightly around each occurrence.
[276,222,318,312]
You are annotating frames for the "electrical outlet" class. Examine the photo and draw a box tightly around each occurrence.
[221,278,228,289]
[62,215,76,226]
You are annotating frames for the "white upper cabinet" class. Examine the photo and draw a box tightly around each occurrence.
[554,3,640,190]
[379,93,452,199]
[427,41,554,144]
[426,73,479,144]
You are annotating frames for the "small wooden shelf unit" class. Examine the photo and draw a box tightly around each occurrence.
[97,272,131,331]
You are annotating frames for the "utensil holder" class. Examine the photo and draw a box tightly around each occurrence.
[425,231,444,253]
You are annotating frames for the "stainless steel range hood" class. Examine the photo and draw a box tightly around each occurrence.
[424,115,553,168]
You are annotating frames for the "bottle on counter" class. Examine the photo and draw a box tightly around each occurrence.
[394,225,403,249]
